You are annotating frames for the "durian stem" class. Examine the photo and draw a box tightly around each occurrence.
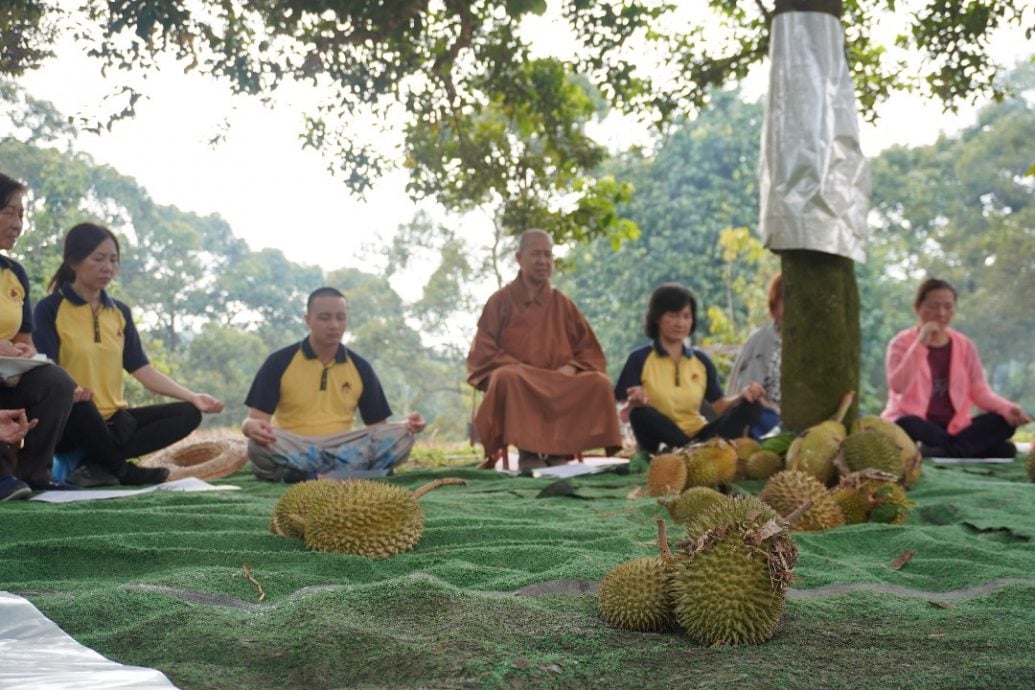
[412,477,469,500]
[656,519,672,559]
[783,499,815,528]
[832,391,856,425]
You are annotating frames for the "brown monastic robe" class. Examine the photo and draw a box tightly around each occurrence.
[467,272,622,458]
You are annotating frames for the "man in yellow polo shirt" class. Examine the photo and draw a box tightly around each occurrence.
[242,287,426,483]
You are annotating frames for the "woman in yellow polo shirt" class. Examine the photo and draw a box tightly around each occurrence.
[614,283,767,453]
[0,172,76,500]
[34,223,224,486]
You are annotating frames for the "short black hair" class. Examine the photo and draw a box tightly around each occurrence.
[914,278,956,309]
[307,286,347,312]
[644,283,697,339]
[0,172,28,209]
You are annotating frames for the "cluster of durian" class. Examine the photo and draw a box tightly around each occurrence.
[782,392,922,489]
[1026,446,1035,483]
[598,497,801,645]
[270,477,466,558]
[645,438,749,496]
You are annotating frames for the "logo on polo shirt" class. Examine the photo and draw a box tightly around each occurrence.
[8,288,18,300]
[341,381,352,393]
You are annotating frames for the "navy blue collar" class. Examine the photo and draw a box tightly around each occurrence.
[300,338,348,363]
[59,283,115,308]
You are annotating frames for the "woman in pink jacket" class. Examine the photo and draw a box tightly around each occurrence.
[881,278,1030,458]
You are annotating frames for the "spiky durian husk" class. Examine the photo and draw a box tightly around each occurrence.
[746,450,783,480]
[830,470,911,525]
[598,556,677,632]
[659,486,727,526]
[759,470,845,532]
[731,437,761,461]
[647,453,688,496]
[303,480,425,558]
[851,415,922,487]
[867,483,913,525]
[841,429,904,478]
[785,423,845,486]
[1025,447,1035,483]
[684,438,738,487]
[270,479,346,539]
[668,496,797,646]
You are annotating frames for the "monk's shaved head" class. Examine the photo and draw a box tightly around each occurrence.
[517,228,552,252]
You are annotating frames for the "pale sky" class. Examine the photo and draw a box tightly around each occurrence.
[5,9,1033,302]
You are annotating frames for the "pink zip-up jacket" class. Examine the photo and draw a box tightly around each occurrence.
[881,326,1013,435]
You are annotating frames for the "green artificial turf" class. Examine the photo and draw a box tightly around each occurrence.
[3,458,1035,689]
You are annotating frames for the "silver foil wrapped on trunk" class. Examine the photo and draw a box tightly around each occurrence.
[759,11,870,262]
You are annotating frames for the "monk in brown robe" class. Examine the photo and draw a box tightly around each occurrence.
[467,229,622,470]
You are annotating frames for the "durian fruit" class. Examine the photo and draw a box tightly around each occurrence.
[598,521,678,632]
[667,495,800,646]
[745,450,783,480]
[830,469,911,525]
[302,477,467,558]
[270,478,347,538]
[1026,446,1035,483]
[731,435,761,481]
[646,452,688,496]
[838,428,904,478]
[658,486,728,525]
[868,483,913,525]
[850,415,923,487]
[684,438,738,487]
[786,391,855,486]
[759,470,845,532]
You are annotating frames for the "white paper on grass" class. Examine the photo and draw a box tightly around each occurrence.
[29,477,241,503]
[491,454,628,478]
[0,591,179,689]
[759,11,870,261]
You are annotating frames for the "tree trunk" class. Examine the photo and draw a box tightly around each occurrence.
[780,250,860,431]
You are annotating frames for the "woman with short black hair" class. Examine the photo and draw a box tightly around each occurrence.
[614,283,765,454]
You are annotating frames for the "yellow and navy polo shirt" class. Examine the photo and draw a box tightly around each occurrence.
[245,338,391,437]
[34,285,149,419]
[0,255,33,341]
[614,341,723,437]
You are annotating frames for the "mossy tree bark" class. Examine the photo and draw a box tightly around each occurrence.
[780,250,860,431]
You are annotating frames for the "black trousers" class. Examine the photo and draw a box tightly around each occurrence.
[56,400,202,473]
[894,413,1014,457]
[629,400,762,453]
[0,364,75,484]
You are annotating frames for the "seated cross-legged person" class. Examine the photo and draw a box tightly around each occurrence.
[34,223,224,486]
[615,283,765,455]
[0,172,76,495]
[243,287,426,483]
[466,229,622,472]
[882,277,1030,458]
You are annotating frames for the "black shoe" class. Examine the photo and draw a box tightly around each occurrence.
[981,441,1018,459]
[118,463,170,486]
[67,463,122,488]
[0,475,31,501]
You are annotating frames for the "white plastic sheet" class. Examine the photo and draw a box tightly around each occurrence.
[29,477,240,503]
[0,592,178,689]
[759,11,870,261]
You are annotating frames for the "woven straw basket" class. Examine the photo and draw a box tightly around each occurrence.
[140,439,248,481]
